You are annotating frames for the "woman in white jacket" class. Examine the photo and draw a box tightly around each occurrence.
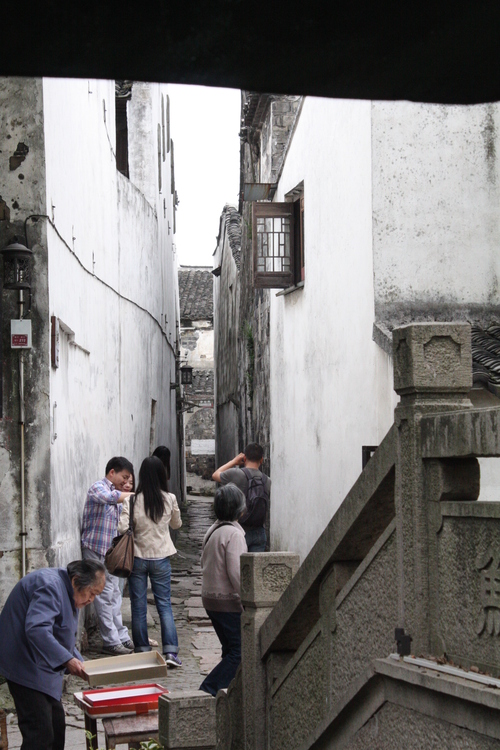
[118,456,182,667]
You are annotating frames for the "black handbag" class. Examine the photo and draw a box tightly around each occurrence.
[104,496,135,577]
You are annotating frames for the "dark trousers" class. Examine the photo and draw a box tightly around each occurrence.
[199,610,241,696]
[8,680,65,750]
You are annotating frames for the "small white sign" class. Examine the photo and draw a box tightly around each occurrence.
[191,439,215,455]
[11,319,32,349]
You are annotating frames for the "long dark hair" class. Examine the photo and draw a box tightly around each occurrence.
[136,456,169,523]
[152,445,171,480]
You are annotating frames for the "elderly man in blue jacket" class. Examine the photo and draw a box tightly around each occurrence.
[0,559,105,750]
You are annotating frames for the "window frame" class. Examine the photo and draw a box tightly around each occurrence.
[252,202,295,289]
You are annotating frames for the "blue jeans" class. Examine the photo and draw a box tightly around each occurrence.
[244,526,266,552]
[199,610,241,696]
[128,557,179,655]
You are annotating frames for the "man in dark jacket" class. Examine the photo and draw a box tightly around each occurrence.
[0,559,105,750]
[212,443,271,551]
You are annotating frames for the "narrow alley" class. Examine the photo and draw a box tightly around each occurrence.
[0,478,218,749]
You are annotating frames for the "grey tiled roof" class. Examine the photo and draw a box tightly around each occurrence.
[224,204,242,270]
[184,369,214,398]
[178,267,213,321]
[472,325,500,389]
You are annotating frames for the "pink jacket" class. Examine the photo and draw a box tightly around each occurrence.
[201,521,247,612]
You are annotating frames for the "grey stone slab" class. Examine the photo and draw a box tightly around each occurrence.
[421,407,500,458]
[188,608,210,620]
[186,596,203,607]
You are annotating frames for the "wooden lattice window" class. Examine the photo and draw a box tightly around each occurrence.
[252,203,294,288]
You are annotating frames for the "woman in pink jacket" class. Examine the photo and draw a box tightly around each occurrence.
[199,483,248,695]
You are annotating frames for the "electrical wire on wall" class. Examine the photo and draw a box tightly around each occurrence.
[24,214,177,358]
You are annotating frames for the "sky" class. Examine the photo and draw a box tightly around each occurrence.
[168,84,241,268]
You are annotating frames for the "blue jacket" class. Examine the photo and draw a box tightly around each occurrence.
[0,567,83,700]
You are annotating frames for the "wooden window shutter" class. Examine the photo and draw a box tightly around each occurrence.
[253,202,294,288]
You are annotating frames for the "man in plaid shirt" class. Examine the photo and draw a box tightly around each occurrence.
[81,456,135,655]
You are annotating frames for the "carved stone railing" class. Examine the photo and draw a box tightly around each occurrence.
[171,322,500,750]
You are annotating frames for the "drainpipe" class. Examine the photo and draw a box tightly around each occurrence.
[19,289,26,577]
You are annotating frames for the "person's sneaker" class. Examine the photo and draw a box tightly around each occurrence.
[102,643,133,656]
[121,639,135,651]
[164,653,182,667]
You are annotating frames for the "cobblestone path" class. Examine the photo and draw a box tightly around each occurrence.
[0,484,218,749]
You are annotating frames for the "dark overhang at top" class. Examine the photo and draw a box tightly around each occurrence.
[1,0,500,105]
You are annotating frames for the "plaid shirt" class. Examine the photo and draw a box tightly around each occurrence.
[81,478,123,557]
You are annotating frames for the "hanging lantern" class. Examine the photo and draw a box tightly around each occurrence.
[180,365,193,385]
[0,239,33,291]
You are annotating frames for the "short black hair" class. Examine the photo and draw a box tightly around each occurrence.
[105,456,134,476]
[213,483,246,521]
[67,559,105,591]
[244,443,264,462]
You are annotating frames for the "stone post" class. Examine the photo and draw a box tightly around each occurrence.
[159,690,216,750]
[392,322,473,655]
[239,552,300,750]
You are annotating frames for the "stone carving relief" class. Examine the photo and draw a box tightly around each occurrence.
[475,549,500,636]
[241,564,251,594]
[262,563,292,592]
[423,336,461,377]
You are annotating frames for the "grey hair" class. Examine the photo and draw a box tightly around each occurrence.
[67,559,106,591]
[213,483,247,521]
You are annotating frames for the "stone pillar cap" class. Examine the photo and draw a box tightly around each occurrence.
[240,552,300,607]
[393,322,472,396]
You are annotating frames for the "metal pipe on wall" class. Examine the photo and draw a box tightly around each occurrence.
[19,290,26,577]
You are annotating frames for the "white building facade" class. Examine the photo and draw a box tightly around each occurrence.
[247,96,500,561]
[0,77,181,602]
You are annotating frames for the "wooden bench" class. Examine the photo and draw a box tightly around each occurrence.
[102,713,159,749]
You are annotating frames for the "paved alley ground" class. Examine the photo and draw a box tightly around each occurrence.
[0,478,218,749]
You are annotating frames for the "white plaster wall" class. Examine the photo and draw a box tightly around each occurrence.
[182,327,214,369]
[42,78,180,565]
[269,97,397,561]
[372,101,500,324]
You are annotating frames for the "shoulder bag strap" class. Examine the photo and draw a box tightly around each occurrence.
[128,495,135,533]
[204,521,234,546]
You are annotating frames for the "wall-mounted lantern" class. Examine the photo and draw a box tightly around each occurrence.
[0,238,33,291]
[180,365,193,385]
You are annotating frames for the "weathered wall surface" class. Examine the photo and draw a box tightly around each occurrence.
[213,206,240,467]
[0,78,182,587]
[43,78,180,566]
[372,101,500,329]
[269,96,396,560]
[0,77,51,598]
[238,98,273,471]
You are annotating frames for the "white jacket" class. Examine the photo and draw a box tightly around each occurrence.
[118,492,182,559]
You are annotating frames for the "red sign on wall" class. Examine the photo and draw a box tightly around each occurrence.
[12,335,28,346]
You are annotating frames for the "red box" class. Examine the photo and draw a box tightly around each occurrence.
[75,683,168,718]
[12,335,28,346]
